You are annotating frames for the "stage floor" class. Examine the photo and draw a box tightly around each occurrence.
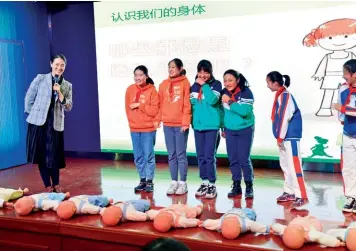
[0,158,353,250]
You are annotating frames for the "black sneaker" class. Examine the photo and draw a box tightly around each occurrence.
[245,181,254,199]
[205,184,217,199]
[343,197,355,213]
[228,181,242,197]
[144,180,154,193]
[134,180,146,192]
[291,198,309,209]
[195,183,208,197]
[352,199,356,214]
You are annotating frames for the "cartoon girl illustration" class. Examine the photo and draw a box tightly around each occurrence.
[303,18,356,117]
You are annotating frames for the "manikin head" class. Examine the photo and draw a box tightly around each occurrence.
[57,201,77,219]
[221,217,241,239]
[14,196,35,216]
[153,211,174,232]
[346,228,356,251]
[283,225,305,249]
[101,206,123,226]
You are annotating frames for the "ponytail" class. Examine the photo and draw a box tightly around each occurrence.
[180,69,186,76]
[282,75,290,87]
[146,76,154,85]
[267,71,290,88]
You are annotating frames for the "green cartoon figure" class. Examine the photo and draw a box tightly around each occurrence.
[309,136,332,158]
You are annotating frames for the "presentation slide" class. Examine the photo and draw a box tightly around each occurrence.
[93,1,356,162]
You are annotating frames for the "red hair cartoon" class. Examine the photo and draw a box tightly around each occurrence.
[303,18,356,117]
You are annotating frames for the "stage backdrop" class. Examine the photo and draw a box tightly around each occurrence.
[93,1,356,163]
[0,2,50,169]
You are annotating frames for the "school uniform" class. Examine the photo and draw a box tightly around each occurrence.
[191,78,222,181]
[221,86,255,198]
[271,87,308,207]
[337,84,356,212]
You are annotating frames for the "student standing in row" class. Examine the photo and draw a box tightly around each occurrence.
[266,71,308,208]
[221,70,255,199]
[190,60,222,199]
[125,65,159,193]
[332,59,356,213]
[155,58,192,195]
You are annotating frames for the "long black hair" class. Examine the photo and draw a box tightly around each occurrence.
[267,71,290,87]
[223,69,249,91]
[51,54,67,65]
[169,58,186,76]
[134,65,154,85]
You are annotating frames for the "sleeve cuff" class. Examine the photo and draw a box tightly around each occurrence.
[277,138,284,144]
[227,100,234,106]
[341,105,346,114]
[138,103,145,112]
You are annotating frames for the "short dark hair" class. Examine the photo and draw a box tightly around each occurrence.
[142,238,190,251]
[344,59,356,74]
[51,54,67,65]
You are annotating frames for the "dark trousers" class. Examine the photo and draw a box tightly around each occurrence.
[38,163,59,187]
[194,130,220,183]
[225,126,254,182]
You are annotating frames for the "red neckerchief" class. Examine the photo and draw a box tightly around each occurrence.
[271,86,286,121]
[342,85,356,113]
[197,78,213,100]
[228,87,241,102]
[134,84,149,102]
[198,89,203,100]
[168,75,186,101]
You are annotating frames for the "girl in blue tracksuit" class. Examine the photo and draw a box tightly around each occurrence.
[266,71,308,209]
[190,60,222,199]
[221,69,255,199]
[332,59,356,213]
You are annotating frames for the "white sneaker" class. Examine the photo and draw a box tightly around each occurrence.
[175,182,188,195]
[167,182,179,195]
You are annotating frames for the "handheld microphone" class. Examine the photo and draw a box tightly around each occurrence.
[54,74,59,97]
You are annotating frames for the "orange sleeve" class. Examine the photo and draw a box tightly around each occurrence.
[125,87,131,120]
[182,80,192,126]
[154,84,162,123]
[138,88,159,118]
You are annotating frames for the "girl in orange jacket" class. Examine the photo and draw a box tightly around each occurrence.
[125,65,159,193]
[155,58,192,195]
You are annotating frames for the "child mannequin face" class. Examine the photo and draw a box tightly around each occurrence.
[266,77,280,92]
